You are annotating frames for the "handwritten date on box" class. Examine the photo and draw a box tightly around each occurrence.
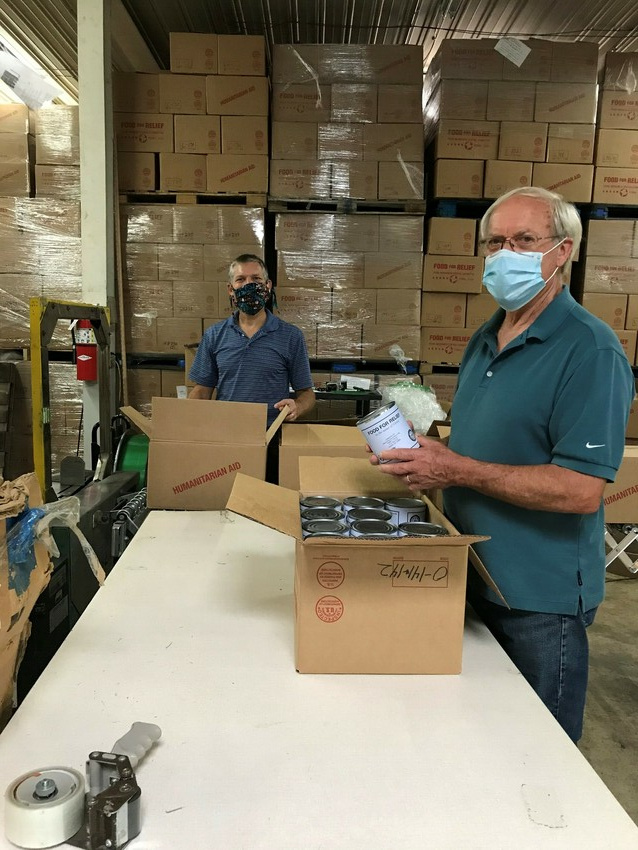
[379,559,449,588]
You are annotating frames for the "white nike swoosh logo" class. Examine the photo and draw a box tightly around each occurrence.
[586,442,605,449]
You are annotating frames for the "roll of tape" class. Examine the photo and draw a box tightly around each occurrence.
[4,766,85,849]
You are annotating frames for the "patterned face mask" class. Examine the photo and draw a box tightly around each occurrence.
[230,281,269,315]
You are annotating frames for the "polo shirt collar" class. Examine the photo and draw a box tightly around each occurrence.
[481,286,576,348]
[230,309,280,332]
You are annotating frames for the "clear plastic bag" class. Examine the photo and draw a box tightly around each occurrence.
[381,381,447,436]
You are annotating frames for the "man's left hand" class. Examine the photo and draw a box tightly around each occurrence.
[275,399,299,421]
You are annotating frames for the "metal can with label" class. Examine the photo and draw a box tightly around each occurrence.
[302,520,348,538]
[301,507,344,524]
[300,496,341,509]
[342,496,385,513]
[384,498,427,527]
[346,507,393,526]
[356,402,419,463]
[398,521,449,537]
[349,519,398,538]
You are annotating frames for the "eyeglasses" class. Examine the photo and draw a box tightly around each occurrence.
[478,234,561,255]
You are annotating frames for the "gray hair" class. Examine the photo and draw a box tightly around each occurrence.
[479,186,583,275]
[228,254,269,282]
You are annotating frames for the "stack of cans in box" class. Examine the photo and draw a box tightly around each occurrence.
[300,496,449,538]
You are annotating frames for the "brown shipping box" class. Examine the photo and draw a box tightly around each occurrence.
[226,458,492,674]
[174,115,221,154]
[502,39,552,82]
[423,256,483,294]
[363,124,423,162]
[434,120,499,160]
[221,116,268,156]
[217,35,266,76]
[121,398,286,510]
[118,152,156,192]
[546,123,595,164]
[159,153,207,192]
[595,129,638,168]
[465,291,498,328]
[483,160,532,199]
[598,92,638,130]
[550,41,598,84]
[583,257,638,294]
[592,168,638,205]
[278,424,367,490]
[1,474,53,730]
[0,104,32,134]
[363,253,423,289]
[156,318,202,352]
[626,295,638,329]
[206,76,269,116]
[158,74,206,114]
[207,154,268,193]
[271,85,332,123]
[427,218,476,256]
[433,160,484,199]
[169,32,218,74]
[271,122,318,160]
[377,85,422,123]
[269,160,331,198]
[331,84,377,124]
[432,39,504,81]
[427,80,488,121]
[421,292,467,327]
[114,113,173,153]
[534,83,597,124]
[362,325,419,360]
[486,81,536,122]
[498,122,547,162]
[604,446,638,522]
[615,329,638,363]
[421,327,473,365]
[332,162,378,200]
[586,220,635,258]
[531,163,593,203]
[113,72,159,112]
[377,162,423,200]
[581,293,628,329]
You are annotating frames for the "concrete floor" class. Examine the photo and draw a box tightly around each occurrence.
[580,573,638,825]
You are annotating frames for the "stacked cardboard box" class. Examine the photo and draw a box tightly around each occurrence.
[274,212,423,360]
[593,52,638,205]
[580,218,638,365]
[270,44,424,200]
[0,104,33,197]
[420,216,496,364]
[0,196,82,349]
[424,38,598,202]
[114,34,269,194]
[34,106,81,199]
[121,203,264,352]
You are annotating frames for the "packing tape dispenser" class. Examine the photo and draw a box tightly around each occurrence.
[4,721,161,849]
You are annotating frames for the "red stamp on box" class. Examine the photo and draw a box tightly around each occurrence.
[316,596,344,623]
[317,562,345,589]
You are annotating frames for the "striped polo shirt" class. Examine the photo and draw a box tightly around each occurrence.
[189,310,313,426]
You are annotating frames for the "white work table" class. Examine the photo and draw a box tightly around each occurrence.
[1,511,636,849]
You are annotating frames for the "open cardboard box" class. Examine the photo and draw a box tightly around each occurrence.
[121,397,287,510]
[1,473,53,730]
[604,445,638,523]
[279,423,367,490]
[227,456,498,674]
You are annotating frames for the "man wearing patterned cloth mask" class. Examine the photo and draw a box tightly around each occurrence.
[189,254,314,481]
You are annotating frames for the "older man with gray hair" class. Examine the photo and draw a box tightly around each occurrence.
[372,187,634,743]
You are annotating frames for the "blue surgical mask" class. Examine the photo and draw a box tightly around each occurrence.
[482,240,565,311]
[231,281,269,315]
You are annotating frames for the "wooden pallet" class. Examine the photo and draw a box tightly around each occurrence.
[119,192,268,207]
[268,197,427,215]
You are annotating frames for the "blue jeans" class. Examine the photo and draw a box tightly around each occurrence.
[468,590,597,744]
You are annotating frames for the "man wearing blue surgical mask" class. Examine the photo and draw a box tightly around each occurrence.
[371,186,634,744]
[188,254,315,481]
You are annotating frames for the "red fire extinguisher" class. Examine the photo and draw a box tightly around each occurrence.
[73,319,98,381]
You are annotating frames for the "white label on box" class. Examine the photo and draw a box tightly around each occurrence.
[495,37,531,68]
[343,376,371,390]
[176,385,188,399]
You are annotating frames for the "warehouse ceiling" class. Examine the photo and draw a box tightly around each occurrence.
[0,0,637,102]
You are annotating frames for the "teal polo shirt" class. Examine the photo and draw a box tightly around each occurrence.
[443,287,634,615]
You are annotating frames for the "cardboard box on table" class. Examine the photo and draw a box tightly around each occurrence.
[278,423,367,489]
[1,474,52,730]
[227,457,495,674]
[120,398,286,510]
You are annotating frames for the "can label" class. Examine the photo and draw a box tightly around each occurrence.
[356,402,419,463]
[385,498,427,526]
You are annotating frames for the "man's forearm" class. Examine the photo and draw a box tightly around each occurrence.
[188,384,214,399]
[448,453,604,514]
[295,388,315,416]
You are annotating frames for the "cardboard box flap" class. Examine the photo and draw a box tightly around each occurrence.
[469,546,509,607]
[282,423,365,448]
[227,473,302,540]
[265,406,289,446]
[299,456,410,499]
[151,397,267,444]
[120,405,154,439]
